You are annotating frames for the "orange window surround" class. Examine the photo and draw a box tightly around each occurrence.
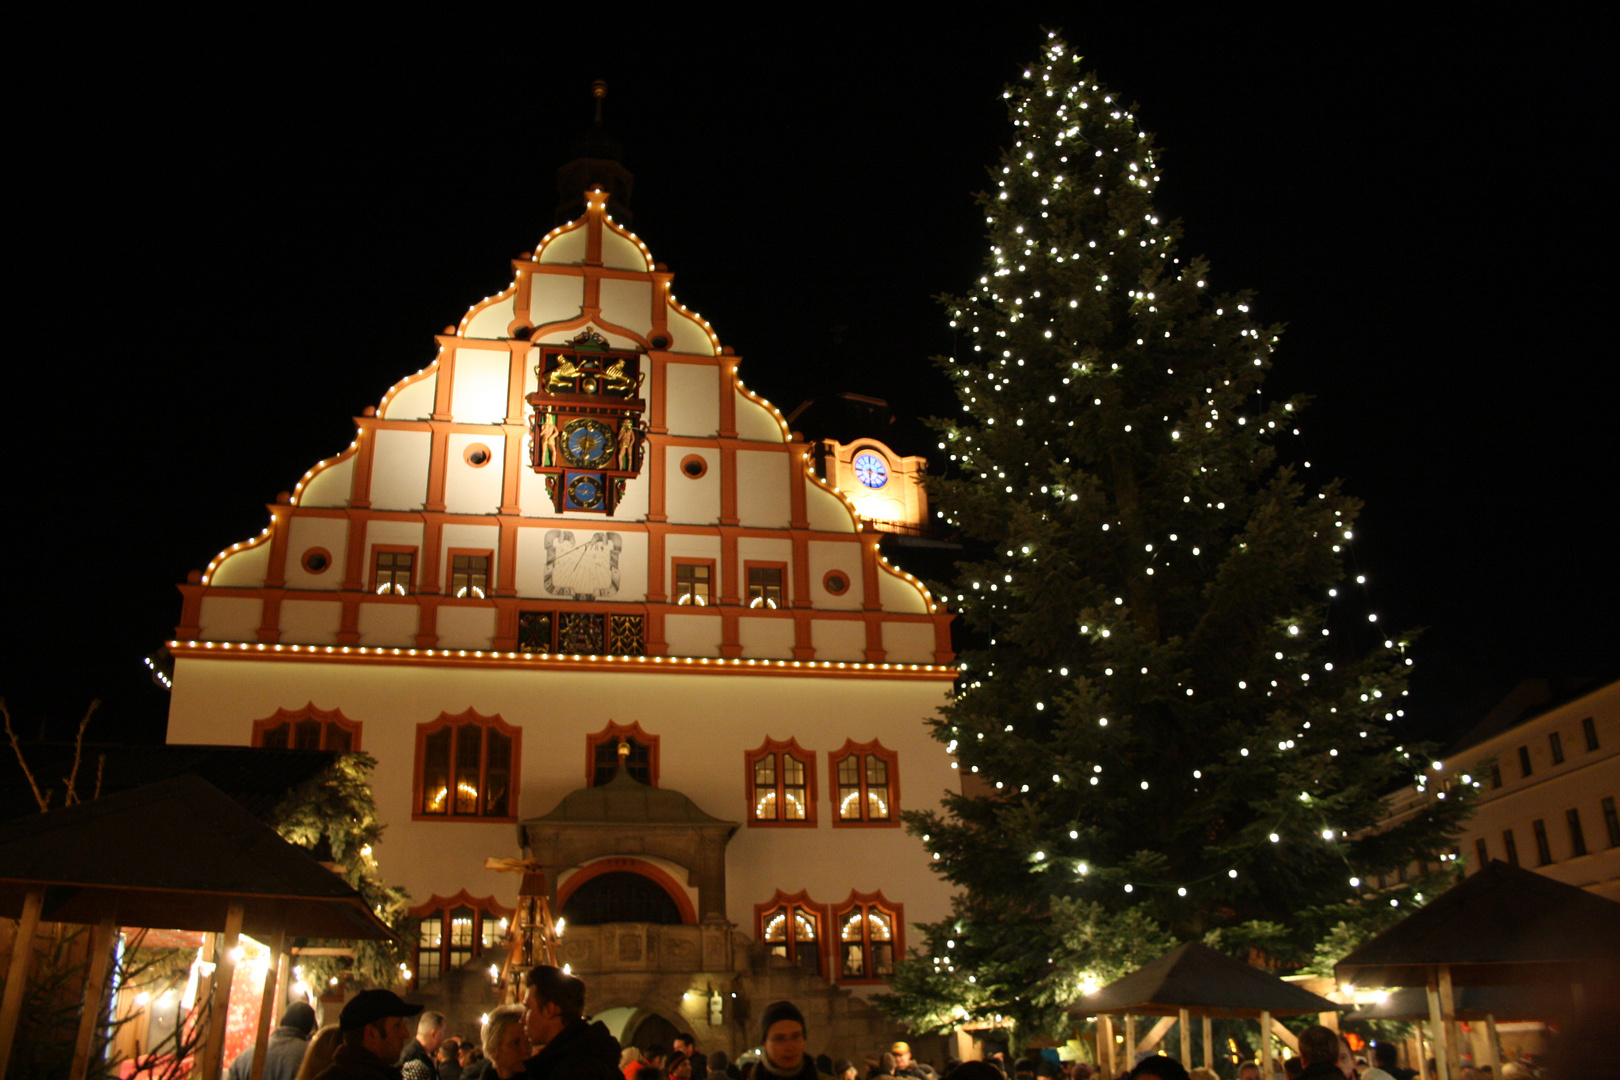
[251,704,361,752]
[832,890,903,983]
[746,737,816,826]
[414,710,521,821]
[829,738,900,827]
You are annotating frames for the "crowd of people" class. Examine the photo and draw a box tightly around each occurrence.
[222,971,1538,1080]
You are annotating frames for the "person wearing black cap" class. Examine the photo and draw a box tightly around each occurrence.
[519,965,622,1080]
[750,1002,830,1080]
[229,1002,318,1080]
[314,989,425,1079]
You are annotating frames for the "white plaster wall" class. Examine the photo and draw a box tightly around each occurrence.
[664,533,722,567]
[284,517,349,590]
[198,596,262,641]
[538,226,587,266]
[806,479,855,533]
[449,349,511,422]
[357,602,419,646]
[600,279,653,333]
[664,364,719,436]
[370,430,432,511]
[737,537,793,576]
[299,456,355,508]
[664,613,722,656]
[735,451,791,529]
[877,565,930,615]
[530,272,583,328]
[738,616,796,659]
[444,434,505,515]
[211,542,271,588]
[601,228,649,272]
[464,294,516,340]
[735,390,785,443]
[164,659,956,936]
[278,598,342,644]
[436,606,498,651]
[439,524,502,585]
[667,307,715,355]
[807,540,863,610]
[382,372,437,421]
[881,622,938,665]
[364,520,426,568]
[665,450,719,525]
[811,619,868,661]
[517,452,552,516]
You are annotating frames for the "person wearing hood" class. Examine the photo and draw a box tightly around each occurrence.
[229,1002,318,1080]
[749,1002,831,1080]
[520,965,622,1080]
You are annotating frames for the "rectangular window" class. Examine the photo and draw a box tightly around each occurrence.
[834,895,902,982]
[1489,763,1502,789]
[1549,731,1565,765]
[449,553,491,598]
[831,740,899,825]
[1473,836,1488,869]
[747,739,815,825]
[1501,828,1519,867]
[373,549,415,595]
[674,562,712,606]
[1584,717,1599,752]
[1567,808,1587,857]
[1603,797,1620,848]
[1518,745,1533,778]
[747,565,785,609]
[417,713,518,819]
[1532,819,1552,865]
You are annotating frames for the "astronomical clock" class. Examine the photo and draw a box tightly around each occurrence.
[527,330,647,515]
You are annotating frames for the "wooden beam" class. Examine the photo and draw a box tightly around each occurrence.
[197,903,244,1080]
[1268,1019,1299,1054]
[1202,1016,1214,1070]
[1438,965,1462,1080]
[1138,1015,1176,1055]
[1484,1014,1501,1072]
[1178,1009,1192,1066]
[1125,1015,1137,1066]
[69,917,118,1080]
[1259,1010,1273,1080]
[1099,1015,1116,1079]
[250,929,288,1080]
[1425,975,1450,1080]
[0,886,45,1080]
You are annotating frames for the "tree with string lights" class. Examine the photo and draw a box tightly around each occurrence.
[878,33,1469,1038]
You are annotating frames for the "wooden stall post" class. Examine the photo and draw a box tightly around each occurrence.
[197,903,245,1080]
[1099,1015,1116,1079]
[1125,1016,1136,1066]
[250,928,288,1080]
[69,917,119,1080]
[1484,1014,1501,1073]
[1437,965,1462,1079]
[0,886,45,1080]
[1425,974,1450,1080]
[1259,1010,1272,1080]
[1202,1016,1213,1070]
[1179,1009,1191,1066]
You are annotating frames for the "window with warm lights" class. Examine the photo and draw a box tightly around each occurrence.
[832,891,901,982]
[410,893,511,987]
[448,552,491,598]
[415,710,520,820]
[746,565,785,609]
[372,548,415,596]
[829,739,899,826]
[755,891,825,976]
[586,721,658,787]
[673,561,712,605]
[252,705,360,752]
[746,738,816,825]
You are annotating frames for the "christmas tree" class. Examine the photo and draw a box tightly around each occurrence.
[881,33,1468,1037]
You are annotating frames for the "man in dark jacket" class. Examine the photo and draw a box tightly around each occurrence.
[1297,1027,1352,1080]
[316,989,424,1080]
[228,1002,318,1080]
[673,1035,707,1080]
[750,1001,831,1080]
[521,965,622,1080]
[400,1013,448,1080]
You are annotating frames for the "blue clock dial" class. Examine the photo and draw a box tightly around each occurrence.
[853,452,889,489]
[561,418,615,468]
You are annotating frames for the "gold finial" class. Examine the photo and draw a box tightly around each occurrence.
[617,739,631,760]
[592,79,607,123]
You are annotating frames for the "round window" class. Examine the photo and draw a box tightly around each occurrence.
[680,454,708,479]
[464,443,493,467]
[302,548,332,574]
[823,571,849,595]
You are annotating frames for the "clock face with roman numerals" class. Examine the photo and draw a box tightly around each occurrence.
[562,418,616,468]
[853,451,889,489]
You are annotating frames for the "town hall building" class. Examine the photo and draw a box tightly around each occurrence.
[163,132,961,1058]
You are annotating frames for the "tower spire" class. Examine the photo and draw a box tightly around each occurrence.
[556,79,634,225]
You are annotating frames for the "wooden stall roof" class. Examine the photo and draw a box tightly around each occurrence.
[0,773,393,941]
[1070,941,1340,1019]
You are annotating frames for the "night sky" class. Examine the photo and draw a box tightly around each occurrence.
[6,12,1612,750]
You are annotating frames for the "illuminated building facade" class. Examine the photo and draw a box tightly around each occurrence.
[163,178,959,1055]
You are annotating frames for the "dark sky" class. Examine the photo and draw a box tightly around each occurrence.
[5,12,1612,748]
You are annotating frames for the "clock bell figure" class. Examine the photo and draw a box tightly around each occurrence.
[527,330,647,514]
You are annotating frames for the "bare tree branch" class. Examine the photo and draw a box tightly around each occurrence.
[62,698,100,806]
[1,697,51,812]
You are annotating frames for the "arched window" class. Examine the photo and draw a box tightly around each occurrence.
[829,739,900,826]
[832,890,902,982]
[251,704,361,752]
[745,738,816,826]
[755,891,825,977]
[410,892,511,987]
[414,710,521,820]
[586,721,659,786]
